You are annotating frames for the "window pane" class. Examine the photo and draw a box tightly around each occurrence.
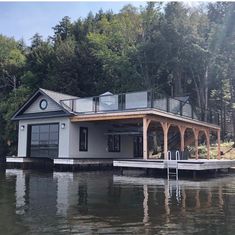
[114,135,120,151]
[40,132,49,141]
[50,124,59,132]
[32,125,39,133]
[40,125,49,133]
[49,140,58,145]
[108,135,120,152]
[108,135,114,151]
[79,127,88,151]
[31,133,39,141]
[50,132,58,140]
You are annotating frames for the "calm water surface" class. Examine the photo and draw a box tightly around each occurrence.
[1,169,235,235]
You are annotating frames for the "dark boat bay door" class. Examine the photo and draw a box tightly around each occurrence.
[28,123,59,158]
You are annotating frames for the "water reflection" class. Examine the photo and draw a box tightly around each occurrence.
[54,172,79,217]
[6,169,26,215]
[2,170,235,234]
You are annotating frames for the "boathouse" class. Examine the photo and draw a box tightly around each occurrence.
[10,88,222,167]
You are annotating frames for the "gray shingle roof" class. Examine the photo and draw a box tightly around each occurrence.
[39,88,78,105]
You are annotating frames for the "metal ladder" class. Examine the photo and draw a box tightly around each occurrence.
[167,150,180,180]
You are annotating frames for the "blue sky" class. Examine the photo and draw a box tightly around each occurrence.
[0,2,145,44]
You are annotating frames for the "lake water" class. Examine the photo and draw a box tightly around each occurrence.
[1,169,235,235]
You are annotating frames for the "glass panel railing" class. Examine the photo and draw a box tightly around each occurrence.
[73,97,94,113]
[182,103,192,118]
[153,98,167,111]
[60,90,220,125]
[61,100,73,110]
[169,98,181,114]
[125,91,148,109]
[194,107,202,121]
[99,95,119,112]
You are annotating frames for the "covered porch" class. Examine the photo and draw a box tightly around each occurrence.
[71,109,221,161]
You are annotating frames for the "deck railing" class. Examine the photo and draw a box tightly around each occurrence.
[60,90,220,125]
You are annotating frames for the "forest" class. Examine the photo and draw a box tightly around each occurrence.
[0,2,235,156]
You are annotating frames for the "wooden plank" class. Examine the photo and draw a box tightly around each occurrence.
[71,113,145,122]
[113,159,235,171]
[113,160,166,169]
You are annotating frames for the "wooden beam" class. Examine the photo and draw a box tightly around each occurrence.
[70,114,145,122]
[193,128,199,160]
[160,122,170,160]
[179,126,186,152]
[205,129,210,160]
[146,114,217,134]
[217,129,221,160]
[143,117,151,160]
[69,109,220,131]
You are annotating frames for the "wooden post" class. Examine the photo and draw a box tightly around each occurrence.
[143,117,151,160]
[161,122,170,160]
[193,128,199,160]
[217,129,221,160]
[205,129,210,160]
[179,126,186,152]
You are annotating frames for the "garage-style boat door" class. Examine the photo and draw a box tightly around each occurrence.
[28,123,59,158]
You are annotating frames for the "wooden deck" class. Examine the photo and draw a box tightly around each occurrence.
[113,159,235,171]
[6,157,235,173]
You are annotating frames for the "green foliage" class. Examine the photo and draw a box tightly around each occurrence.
[0,86,31,155]
[0,35,26,96]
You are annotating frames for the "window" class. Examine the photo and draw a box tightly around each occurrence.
[29,123,59,158]
[108,135,120,152]
[79,127,88,151]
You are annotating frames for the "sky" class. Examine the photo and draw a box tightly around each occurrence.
[0,1,145,44]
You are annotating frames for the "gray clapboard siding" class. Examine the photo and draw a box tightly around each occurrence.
[24,95,61,114]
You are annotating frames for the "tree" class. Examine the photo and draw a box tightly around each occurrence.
[0,86,31,155]
[0,35,26,96]
[23,34,54,90]
[53,16,73,42]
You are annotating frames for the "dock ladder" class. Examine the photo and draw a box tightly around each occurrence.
[167,150,180,180]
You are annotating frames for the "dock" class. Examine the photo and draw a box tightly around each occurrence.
[6,157,113,170]
[113,159,235,171]
[5,157,235,177]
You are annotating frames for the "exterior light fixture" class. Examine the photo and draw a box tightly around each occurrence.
[61,123,66,129]
[20,125,25,131]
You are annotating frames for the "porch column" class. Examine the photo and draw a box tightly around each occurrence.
[205,129,210,160]
[143,117,151,160]
[161,122,170,160]
[193,128,199,160]
[179,126,186,152]
[217,129,221,160]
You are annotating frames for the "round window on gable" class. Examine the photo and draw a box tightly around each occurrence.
[39,99,48,110]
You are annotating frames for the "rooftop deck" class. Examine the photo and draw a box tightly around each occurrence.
[60,90,220,126]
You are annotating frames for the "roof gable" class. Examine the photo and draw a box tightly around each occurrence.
[11,88,77,121]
